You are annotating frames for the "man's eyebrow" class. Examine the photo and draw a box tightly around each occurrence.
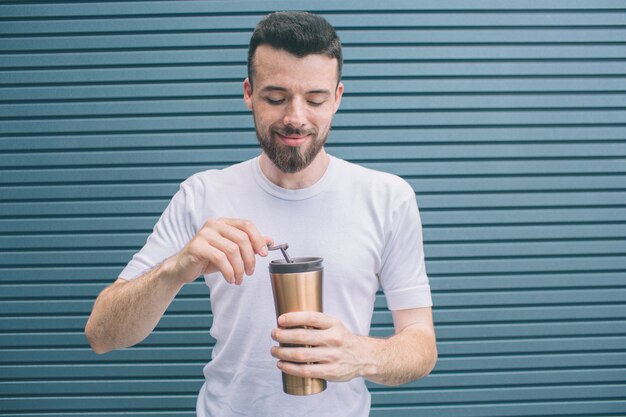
[261,85,288,93]
[307,89,331,95]
[260,86,331,95]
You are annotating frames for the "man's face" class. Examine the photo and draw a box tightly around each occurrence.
[244,45,344,173]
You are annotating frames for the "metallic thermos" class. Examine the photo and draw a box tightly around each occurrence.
[269,256,326,396]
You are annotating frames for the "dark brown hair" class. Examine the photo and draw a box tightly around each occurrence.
[247,11,343,89]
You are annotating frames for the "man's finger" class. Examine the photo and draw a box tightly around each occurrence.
[202,242,236,284]
[278,312,334,329]
[200,228,246,284]
[271,346,330,363]
[220,218,272,257]
[272,327,321,346]
[277,361,330,380]
[215,222,257,277]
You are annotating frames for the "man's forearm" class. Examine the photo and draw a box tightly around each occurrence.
[85,257,184,354]
[358,324,437,386]
[271,310,437,386]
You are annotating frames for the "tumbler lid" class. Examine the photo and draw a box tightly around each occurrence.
[269,257,323,273]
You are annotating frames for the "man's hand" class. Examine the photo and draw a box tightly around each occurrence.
[85,217,273,354]
[173,218,273,285]
[270,308,437,386]
[270,312,366,382]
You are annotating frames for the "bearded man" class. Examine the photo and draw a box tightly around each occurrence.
[86,11,437,417]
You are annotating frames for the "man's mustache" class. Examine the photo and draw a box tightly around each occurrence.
[273,126,315,137]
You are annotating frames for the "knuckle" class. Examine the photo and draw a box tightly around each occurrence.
[294,329,308,343]
[224,242,240,256]
[293,350,308,363]
[301,367,313,378]
[231,229,249,245]
[203,218,218,228]
[196,227,210,239]
[210,250,228,265]
[327,333,342,346]
[328,350,340,362]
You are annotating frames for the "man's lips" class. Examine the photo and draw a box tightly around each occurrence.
[276,133,311,147]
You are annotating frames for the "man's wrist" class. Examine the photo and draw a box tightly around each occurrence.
[356,335,383,380]
[157,256,187,289]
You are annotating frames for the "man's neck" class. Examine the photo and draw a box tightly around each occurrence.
[259,150,330,190]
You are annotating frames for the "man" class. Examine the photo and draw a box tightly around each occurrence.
[85,11,437,416]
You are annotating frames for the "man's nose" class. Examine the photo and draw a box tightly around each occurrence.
[283,99,306,127]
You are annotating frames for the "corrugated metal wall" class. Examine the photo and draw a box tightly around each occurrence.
[1,1,625,416]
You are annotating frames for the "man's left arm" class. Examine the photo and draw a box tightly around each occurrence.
[270,307,437,386]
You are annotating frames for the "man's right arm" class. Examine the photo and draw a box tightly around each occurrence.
[85,218,272,354]
[84,257,184,354]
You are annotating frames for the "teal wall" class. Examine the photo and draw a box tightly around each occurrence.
[1,1,626,415]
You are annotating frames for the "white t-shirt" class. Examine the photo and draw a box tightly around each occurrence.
[119,155,432,417]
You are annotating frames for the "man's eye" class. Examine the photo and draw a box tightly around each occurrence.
[266,98,284,105]
[308,101,324,107]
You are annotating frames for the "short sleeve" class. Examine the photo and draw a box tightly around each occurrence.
[378,185,432,310]
[118,179,197,281]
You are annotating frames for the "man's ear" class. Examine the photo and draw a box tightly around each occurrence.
[243,78,253,110]
[333,81,344,114]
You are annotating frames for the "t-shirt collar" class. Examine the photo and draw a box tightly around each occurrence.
[252,154,336,201]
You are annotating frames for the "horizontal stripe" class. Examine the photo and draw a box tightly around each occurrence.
[3,45,626,70]
[4,29,626,52]
[2,126,626,151]
[2,0,625,18]
[2,11,626,35]
[3,94,626,119]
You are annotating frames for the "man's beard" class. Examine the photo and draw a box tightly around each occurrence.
[255,123,329,174]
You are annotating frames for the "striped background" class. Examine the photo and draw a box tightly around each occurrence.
[1,1,625,416]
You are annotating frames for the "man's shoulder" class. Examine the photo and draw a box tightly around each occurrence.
[181,158,255,189]
[333,156,413,196]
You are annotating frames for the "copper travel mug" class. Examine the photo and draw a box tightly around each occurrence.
[269,257,326,395]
